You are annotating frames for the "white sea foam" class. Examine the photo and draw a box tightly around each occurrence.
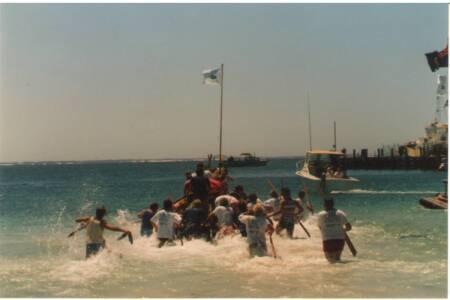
[0,212,446,298]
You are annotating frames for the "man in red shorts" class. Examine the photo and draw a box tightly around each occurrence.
[317,198,352,263]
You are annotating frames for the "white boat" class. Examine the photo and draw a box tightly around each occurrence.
[296,150,360,193]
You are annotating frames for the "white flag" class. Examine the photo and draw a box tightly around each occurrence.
[202,68,221,85]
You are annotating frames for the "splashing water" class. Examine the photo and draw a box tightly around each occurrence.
[0,160,446,297]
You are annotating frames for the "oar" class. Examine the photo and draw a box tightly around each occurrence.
[344,232,357,256]
[297,219,311,238]
[117,232,134,245]
[67,222,87,238]
[267,179,277,192]
[303,184,315,215]
[269,234,279,259]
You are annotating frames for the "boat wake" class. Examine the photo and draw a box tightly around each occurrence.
[331,189,439,195]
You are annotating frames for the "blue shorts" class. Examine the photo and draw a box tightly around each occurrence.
[279,218,295,236]
[86,241,105,258]
[141,227,153,237]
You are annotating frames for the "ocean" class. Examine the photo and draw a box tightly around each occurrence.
[0,158,447,297]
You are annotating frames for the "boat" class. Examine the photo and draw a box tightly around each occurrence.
[419,180,448,209]
[296,150,359,193]
[223,153,268,167]
[296,94,359,193]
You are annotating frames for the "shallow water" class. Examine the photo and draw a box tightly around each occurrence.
[0,159,447,297]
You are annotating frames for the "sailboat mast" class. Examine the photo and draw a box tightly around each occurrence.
[307,92,312,151]
[333,121,337,151]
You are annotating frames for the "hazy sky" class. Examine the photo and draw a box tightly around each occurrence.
[0,4,448,162]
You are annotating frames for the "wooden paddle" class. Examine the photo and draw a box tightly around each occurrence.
[67,222,87,238]
[269,234,278,259]
[297,220,311,238]
[117,231,134,245]
[344,232,357,256]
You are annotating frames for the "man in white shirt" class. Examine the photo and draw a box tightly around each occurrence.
[263,190,281,221]
[316,198,352,263]
[239,204,274,257]
[151,199,182,248]
[209,198,235,238]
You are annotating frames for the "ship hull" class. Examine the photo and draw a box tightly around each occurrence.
[296,170,360,193]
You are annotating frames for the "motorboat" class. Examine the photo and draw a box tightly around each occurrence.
[296,150,359,193]
[419,179,448,209]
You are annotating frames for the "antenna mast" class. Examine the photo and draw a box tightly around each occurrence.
[307,92,312,151]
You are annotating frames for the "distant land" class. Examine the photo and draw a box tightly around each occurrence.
[0,156,304,166]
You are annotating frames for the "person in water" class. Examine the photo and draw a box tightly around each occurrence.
[264,190,281,220]
[75,206,132,259]
[272,187,303,239]
[137,202,159,237]
[189,163,210,209]
[208,197,235,238]
[239,204,274,257]
[316,198,352,263]
[151,199,182,248]
[182,199,208,240]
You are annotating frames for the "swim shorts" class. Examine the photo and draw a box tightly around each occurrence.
[140,227,153,237]
[86,241,106,258]
[323,239,345,253]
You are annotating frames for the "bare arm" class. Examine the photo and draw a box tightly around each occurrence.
[151,221,158,232]
[103,222,130,234]
[75,216,90,223]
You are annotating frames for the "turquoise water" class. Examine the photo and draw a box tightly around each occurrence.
[0,159,447,297]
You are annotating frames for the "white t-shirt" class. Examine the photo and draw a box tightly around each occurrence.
[215,195,239,207]
[239,214,269,245]
[264,197,280,212]
[316,209,349,241]
[151,210,182,239]
[212,205,234,226]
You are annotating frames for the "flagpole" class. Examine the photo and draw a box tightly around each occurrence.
[219,63,224,166]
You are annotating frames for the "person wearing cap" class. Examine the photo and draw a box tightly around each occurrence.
[316,198,352,263]
[137,202,159,237]
[182,199,208,240]
[214,194,239,208]
[239,204,274,257]
[151,199,182,248]
[271,187,303,239]
[75,206,132,258]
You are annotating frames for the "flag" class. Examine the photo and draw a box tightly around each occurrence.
[202,68,221,85]
[425,44,448,72]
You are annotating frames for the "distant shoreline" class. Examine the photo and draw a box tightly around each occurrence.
[0,156,304,166]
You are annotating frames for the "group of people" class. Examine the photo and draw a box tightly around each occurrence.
[72,162,353,263]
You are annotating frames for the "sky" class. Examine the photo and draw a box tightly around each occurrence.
[0,4,448,162]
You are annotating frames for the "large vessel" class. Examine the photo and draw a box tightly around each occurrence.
[224,153,268,167]
[296,150,359,193]
[402,75,448,163]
